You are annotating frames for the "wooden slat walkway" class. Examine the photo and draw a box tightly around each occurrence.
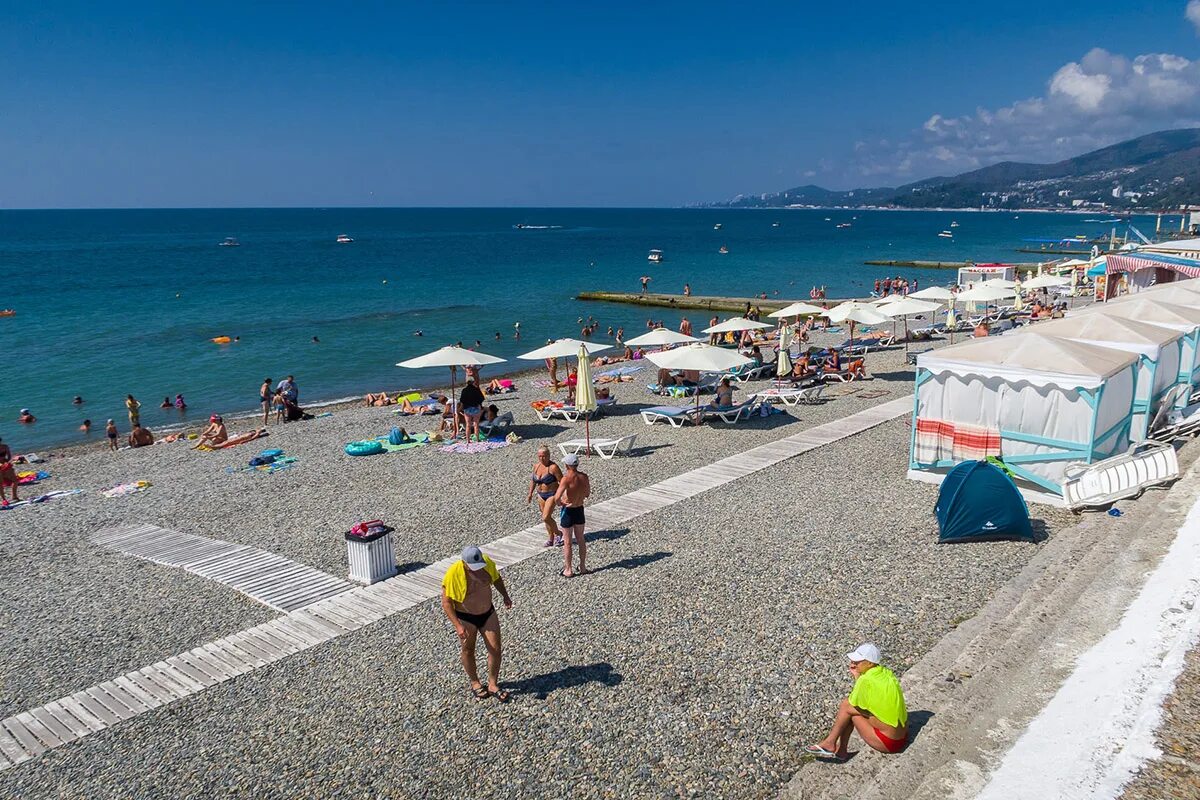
[90,524,355,613]
[0,396,911,771]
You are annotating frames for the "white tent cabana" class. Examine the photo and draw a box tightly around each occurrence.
[1085,298,1200,398]
[910,333,1140,504]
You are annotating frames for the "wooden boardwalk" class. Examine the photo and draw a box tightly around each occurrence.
[0,396,911,771]
[91,524,355,612]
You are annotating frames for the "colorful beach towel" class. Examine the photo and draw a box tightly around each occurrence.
[102,481,151,498]
[0,489,84,510]
[227,456,298,475]
[375,432,431,452]
[530,379,555,389]
[438,439,511,455]
[914,418,1001,464]
[16,470,50,485]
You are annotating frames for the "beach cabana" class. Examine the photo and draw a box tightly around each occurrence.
[1085,298,1200,399]
[910,333,1140,504]
[1029,314,1183,439]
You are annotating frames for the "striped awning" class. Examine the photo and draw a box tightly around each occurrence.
[1107,253,1200,279]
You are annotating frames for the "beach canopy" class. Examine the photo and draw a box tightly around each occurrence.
[643,342,752,372]
[623,328,700,347]
[910,286,956,301]
[935,461,1034,543]
[1032,313,1181,358]
[768,301,827,319]
[1088,298,1200,332]
[396,345,506,369]
[702,316,772,334]
[1022,274,1070,290]
[918,332,1139,389]
[518,338,609,360]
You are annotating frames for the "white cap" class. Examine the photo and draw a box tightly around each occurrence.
[847,643,881,664]
[461,546,487,571]
[563,453,579,467]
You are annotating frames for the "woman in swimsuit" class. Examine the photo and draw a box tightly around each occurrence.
[193,415,229,449]
[527,446,563,547]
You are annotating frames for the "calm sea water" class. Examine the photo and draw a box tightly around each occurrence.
[0,207,1153,449]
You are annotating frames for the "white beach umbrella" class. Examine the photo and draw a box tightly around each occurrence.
[909,286,955,301]
[645,343,753,420]
[1022,274,1070,290]
[825,302,890,347]
[702,316,773,334]
[872,294,904,305]
[574,344,597,452]
[517,338,610,360]
[397,345,506,435]
[768,301,827,319]
[879,297,940,354]
[623,328,701,347]
[954,285,1016,303]
[980,278,1017,289]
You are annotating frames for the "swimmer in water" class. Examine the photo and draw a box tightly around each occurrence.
[312,336,320,343]
[80,419,92,433]
[414,330,423,337]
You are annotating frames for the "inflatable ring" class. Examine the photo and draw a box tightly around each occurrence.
[211,336,232,344]
[344,440,384,457]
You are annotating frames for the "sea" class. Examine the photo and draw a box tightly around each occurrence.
[0,207,1158,450]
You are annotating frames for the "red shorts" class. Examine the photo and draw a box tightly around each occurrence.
[873,727,907,754]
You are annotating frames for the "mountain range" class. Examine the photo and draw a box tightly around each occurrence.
[712,129,1200,211]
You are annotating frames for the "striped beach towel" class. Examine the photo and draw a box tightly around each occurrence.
[914,418,1001,464]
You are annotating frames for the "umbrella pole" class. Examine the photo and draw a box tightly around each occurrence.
[450,367,458,439]
[904,316,910,355]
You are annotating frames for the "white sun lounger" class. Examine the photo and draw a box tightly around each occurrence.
[479,411,514,436]
[702,399,759,424]
[1061,440,1180,510]
[640,405,700,427]
[558,434,638,460]
[753,384,824,406]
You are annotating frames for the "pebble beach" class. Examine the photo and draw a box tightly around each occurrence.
[0,329,1078,798]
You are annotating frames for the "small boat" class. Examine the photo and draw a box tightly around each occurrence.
[836,223,852,229]
[647,249,664,263]
[219,237,240,247]
[772,222,780,227]
[950,221,959,228]
[0,309,15,317]
[713,223,722,230]
[719,245,729,254]
[938,231,953,238]
[824,217,831,221]
[336,234,354,244]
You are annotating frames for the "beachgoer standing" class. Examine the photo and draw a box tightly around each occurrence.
[806,643,908,760]
[528,447,564,547]
[0,437,19,504]
[640,275,651,295]
[709,315,720,345]
[440,546,513,702]
[125,394,141,428]
[174,394,186,410]
[546,348,560,392]
[616,327,624,344]
[683,282,691,297]
[680,317,692,336]
[105,419,119,451]
[459,379,485,441]
[260,378,273,425]
[554,454,591,577]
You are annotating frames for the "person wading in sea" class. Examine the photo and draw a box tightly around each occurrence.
[554,454,591,577]
[440,546,513,702]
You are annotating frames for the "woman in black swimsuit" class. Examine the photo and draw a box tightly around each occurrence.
[527,446,563,547]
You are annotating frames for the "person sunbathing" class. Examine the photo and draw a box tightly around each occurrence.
[365,392,394,407]
[791,355,814,381]
[706,379,735,409]
[806,643,908,761]
[193,415,228,448]
[823,349,842,375]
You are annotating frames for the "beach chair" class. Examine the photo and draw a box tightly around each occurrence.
[479,411,514,437]
[702,399,759,424]
[751,387,805,406]
[1148,386,1200,440]
[558,434,638,460]
[797,383,825,404]
[640,405,700,427]
[1061,440,1179,510]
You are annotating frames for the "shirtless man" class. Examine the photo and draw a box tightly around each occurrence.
[193,415,229,449]
[440,546,513,702]
[0,437,19,504]
[554,454,591,577]
[128,424,155,448]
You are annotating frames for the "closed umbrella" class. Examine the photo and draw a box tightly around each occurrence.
[624,328,700,347]
[776,325,793,378]
[397,345,506,438]
[879,297,940,354]
[574,344,598,453]
[645,343,752,421]
[768,301,826,319]
[824,302,890,347]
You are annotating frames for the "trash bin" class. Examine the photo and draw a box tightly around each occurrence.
[345,525,397,584]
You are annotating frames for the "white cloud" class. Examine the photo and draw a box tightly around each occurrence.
[840,2,1200,185]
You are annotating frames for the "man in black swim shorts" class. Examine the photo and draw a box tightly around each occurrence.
[440,546,514,702]
[554,454,591,577]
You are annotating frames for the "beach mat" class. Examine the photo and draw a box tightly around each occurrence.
[102,481,151,498]
[438,438,511,455]
[1,489,84,510]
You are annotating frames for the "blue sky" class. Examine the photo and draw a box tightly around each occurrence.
[2,1,1198,207]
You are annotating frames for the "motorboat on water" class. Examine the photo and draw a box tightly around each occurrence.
[713,223,722,230]
[950,221,959,228]
[336,234,354,244]
[648,249,664,263]
[0,309,15,317]
[772,221,780,227]
[938,230,954,238]
[219,237,240,247]
[719,245,729,254]
[836,222,852,229]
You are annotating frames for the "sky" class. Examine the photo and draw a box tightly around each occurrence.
[1,1,1199,208]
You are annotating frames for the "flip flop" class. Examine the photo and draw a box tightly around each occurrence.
[471,685,490,700]
[576,567,592,576]
[803,744,845,760]
[560,569,574,578]
[491,688,511,703]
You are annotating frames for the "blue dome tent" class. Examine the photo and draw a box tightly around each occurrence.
[936,460,1034,543]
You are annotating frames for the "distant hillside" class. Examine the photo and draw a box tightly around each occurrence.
[713,129,1200,210]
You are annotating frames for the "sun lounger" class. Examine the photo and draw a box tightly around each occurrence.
[1062,440,1179,510]
[752,385,822,406]
[640,405,700,427]
[558,434,638,460]
[479,411,514,436]
[702,399,759,424]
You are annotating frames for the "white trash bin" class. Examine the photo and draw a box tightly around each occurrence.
[345,526,398,585]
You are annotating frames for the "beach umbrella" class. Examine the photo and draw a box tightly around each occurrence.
[1022,274,1069,290]
[768,301,826,319]
[909,286,955,302]
[574,344,598,453]
[397,345,506,437]
[872,294,904,305]
[879,297,940,354]
[980,278,1016,289]
[624,328,700,347]
[955,285,1017,303]
[702,316,773,334]
[824,302,890,346]
[776,325,793,378]
[517,338,609,360]
[645,343,753,421]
